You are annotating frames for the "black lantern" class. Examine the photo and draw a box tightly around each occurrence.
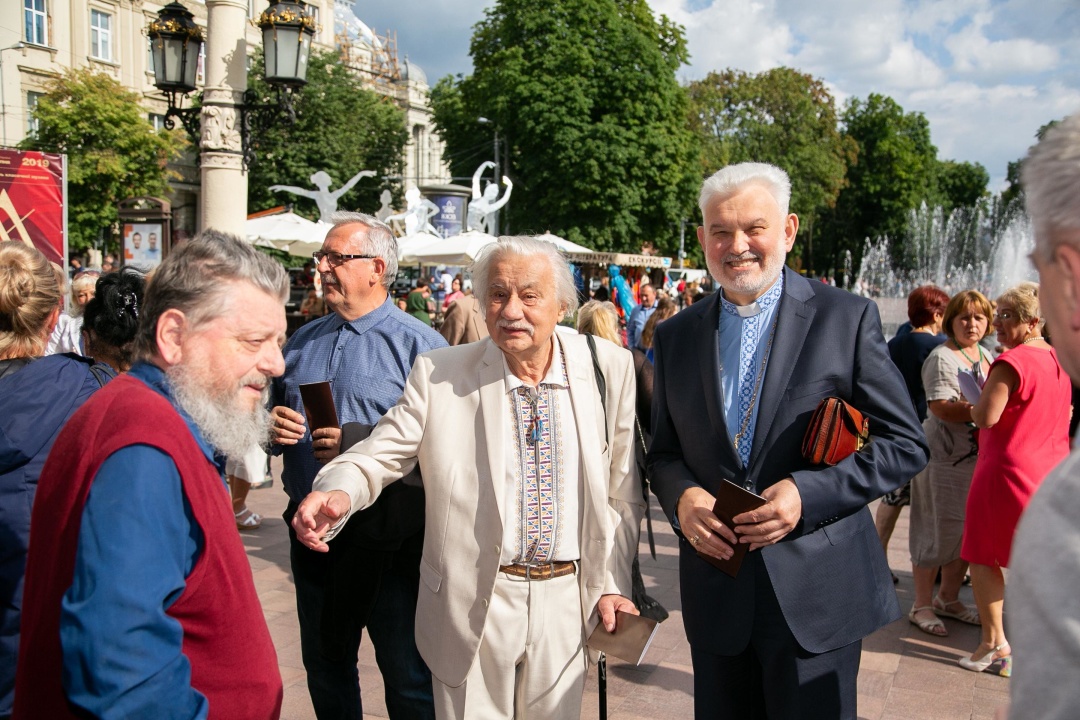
[257,0,316,88]
[147,1,204,94]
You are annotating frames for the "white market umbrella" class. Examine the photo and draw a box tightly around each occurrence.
[396,231,444,263]
[536,232,593,254]
[412,231,498,266]
[246,212,331,258]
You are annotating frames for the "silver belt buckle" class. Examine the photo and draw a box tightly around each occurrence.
[524,561,554,580]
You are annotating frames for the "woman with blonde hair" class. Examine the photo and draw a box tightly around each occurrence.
[640,297,676,362]
[576,300,667,621]
[0,242,110,717]
[46,270,98,355]
[907,289,993,636]
[959,282,1071,675]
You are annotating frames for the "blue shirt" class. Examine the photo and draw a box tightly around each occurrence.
[271,296,447,502]
[718,276,783,465]
[60,361,220,720]
[627,302,656,351]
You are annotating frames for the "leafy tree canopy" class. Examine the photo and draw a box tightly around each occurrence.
[246,48,408,219]
[816,93,939,274]
[933,159,989,212]
[19,68,185,253]
[431,0,699,254]
[686,67,855,268]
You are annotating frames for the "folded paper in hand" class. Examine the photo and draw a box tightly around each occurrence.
[587,611,659,665]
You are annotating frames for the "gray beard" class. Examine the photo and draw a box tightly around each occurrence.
[167,364,272,463]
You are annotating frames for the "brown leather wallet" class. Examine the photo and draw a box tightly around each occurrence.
[499,561,576,580]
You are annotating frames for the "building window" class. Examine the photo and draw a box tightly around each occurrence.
[27,91,43,136]
[149,113,166,132]
[24,0,48,46]
[90,9,112,61]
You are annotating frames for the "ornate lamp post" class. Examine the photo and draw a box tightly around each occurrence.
[147,0,316,236]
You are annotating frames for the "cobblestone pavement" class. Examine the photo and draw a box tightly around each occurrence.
[244,462,1009,719]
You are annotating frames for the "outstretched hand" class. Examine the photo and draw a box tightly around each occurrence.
[291,490,352,552]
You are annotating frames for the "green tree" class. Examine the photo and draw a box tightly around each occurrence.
[19,68,185,253]
[431,0,699,254]
[933,160,989,212]
[817,94,939,276]
[686,68,855,271]
[246,49,408,218]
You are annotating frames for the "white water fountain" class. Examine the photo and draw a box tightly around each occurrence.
[852,204,1036,337]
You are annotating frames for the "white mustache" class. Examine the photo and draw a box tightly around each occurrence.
[321,273,339,285]
[497,320,534,335]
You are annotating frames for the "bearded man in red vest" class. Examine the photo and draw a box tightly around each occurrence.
[13,231,287,720]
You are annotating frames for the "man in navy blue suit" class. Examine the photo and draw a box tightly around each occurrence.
[648,162,928,719]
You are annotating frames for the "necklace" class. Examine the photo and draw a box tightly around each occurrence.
[957,343,984,366]
[1023,336,1045,345]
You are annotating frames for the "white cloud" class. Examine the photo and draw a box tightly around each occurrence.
[945,11,1059,78]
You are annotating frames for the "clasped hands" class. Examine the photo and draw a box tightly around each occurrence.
[270,406,340,463]
[676,479,802,558]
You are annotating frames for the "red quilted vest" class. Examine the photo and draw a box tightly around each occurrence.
[13,374,282,719]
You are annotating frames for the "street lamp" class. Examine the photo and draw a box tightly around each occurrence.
[258,0,317,87]
[146,0,316,168]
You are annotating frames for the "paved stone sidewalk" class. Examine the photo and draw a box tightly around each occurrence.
[243,464,1009,719]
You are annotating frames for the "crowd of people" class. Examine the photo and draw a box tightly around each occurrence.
[1,114,1079,720]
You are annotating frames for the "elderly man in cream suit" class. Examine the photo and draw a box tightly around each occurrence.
[294,235,642,719]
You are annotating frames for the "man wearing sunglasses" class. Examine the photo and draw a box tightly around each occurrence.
[269,212,446,720]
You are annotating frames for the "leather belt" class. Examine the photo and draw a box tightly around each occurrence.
[499,561,576,580]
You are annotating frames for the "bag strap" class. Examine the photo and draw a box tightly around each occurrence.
[585,334,610,444]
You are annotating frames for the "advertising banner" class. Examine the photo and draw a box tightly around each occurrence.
[122,222,165,270]
[0,148,66,265]
[429,194,466,238]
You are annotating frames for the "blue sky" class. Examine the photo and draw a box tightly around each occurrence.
[354,0,1080,190]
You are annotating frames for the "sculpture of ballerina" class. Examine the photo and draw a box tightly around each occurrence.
[375,189,395,222]
[269,169,376,223]
[467,161,513,234]
[385,187,440,236]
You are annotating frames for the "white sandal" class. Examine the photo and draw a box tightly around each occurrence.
[933,595,981,625]
[908,605,948,637]
[235,507,263,531]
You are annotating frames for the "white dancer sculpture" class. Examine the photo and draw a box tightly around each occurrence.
[269,170,376,223]
[386,187,440,236]
[467,161,513,234]
[375,189,394,222]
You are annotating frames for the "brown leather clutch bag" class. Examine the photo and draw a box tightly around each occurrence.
[801,397,868,466]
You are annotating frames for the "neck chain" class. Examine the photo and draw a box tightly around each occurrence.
[956,342,984,366]
[732,314,779,454]
[1023,336,1045,345]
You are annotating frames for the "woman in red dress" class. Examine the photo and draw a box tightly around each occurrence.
[961,282,1071,676]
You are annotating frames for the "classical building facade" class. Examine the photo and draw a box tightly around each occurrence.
[0,0,449,237]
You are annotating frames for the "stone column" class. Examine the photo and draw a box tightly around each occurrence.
[199,0,248,236]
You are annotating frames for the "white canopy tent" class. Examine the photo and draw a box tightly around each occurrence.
[396,231,444,263]
[535,232,593,254]
[410,231,498,266]
[245,212,331,259]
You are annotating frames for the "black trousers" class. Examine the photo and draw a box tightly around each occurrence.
[689,557,861,720]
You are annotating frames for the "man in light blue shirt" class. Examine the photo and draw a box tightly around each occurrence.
[626,283,657,350]
[270,212,445,720]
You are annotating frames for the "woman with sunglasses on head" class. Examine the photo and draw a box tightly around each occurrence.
[959,282,1071,677]
[907,290,994,638]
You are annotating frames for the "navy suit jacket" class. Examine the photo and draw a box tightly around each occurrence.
[648,268,928,655]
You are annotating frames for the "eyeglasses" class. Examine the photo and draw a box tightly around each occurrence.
[312,251,378,268]
[993,310,1018,322]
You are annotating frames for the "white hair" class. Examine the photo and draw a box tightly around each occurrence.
[698,162,793,217]
[328,211,399,290]
[1024,112,1080,258]
[471,236,579,315]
